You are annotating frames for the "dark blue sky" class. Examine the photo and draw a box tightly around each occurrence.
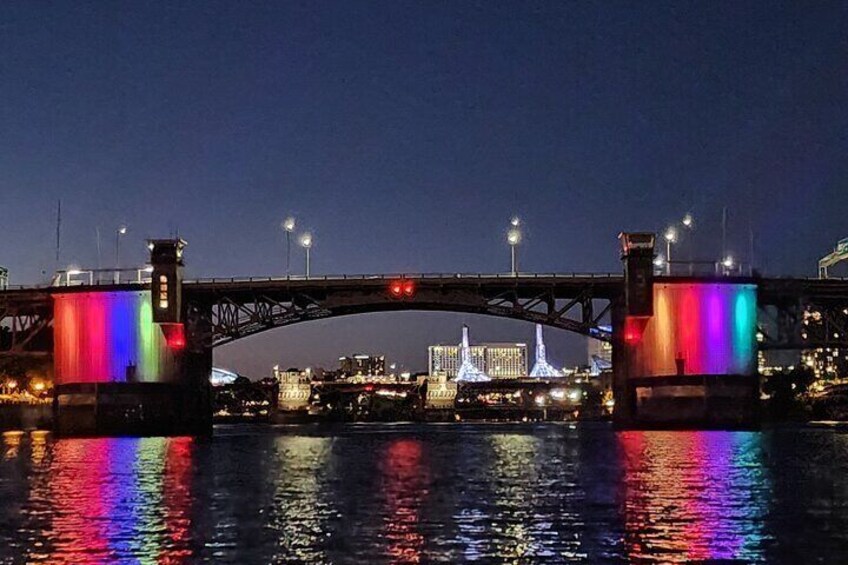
[2,2,847,376]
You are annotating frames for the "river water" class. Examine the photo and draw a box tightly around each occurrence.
[0,423,847,563]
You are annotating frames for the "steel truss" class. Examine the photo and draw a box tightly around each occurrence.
[184,279,617,348]
[0,293,53,356]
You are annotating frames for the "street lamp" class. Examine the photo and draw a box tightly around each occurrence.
[507,225,522,276]
[115,225,127,283]
[682,212,694,229]
[300,232,313,278]
[663,227,677,275]
[283,216,296,276]
[722,255,735,275]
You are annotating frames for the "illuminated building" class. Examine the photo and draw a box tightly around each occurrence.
[429,344,485,378]
[339,354,386,378]
[273,365,311,411]
[429,326,526,380]
[485,343,528,378]
[0,266,7,290]
[424,373,457,408]
[801,310,848,381]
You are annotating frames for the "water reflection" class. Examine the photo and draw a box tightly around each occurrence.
[380,439,427,563]
[0,425,846,563]
[24,436,195,563]
[270,435,334,562]
[619,431,769,563]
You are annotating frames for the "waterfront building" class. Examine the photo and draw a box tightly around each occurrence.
[802,310,848,381]
[424,372,458,408]
[429,326,526,379]
[273,365,311,411]
[485,343,528,378]
[429,344,486,378]
[339,354,386,378]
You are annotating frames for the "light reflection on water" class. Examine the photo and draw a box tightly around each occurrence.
[0,424,846,563]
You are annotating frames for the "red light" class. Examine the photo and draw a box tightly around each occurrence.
[403,280,415,297]
[389,280,403,297]
[162,323,186,350]
[623,316,647,345]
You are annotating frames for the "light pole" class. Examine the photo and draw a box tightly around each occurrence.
[507,218,521,276]
[722,255,735,276]
[115,225,127,283]
[283,216,296,276]
[300,232,313,278]
[664,227,677,275]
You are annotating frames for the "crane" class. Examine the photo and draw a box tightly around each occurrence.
[819,238,848,278]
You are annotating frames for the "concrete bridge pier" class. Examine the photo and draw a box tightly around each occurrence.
[613,233,760,429]
[53,239,212,437]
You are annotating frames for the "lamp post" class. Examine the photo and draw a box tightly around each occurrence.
[663,227,677,275]
[507,217,521,276]
[722,255,735,276]
[283,216,296,276]
[115,225,127,283]
[300,232,313,278]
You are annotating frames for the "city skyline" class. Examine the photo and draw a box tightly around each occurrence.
[3,2,848,377]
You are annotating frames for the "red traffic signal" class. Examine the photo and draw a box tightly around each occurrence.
[389,279,415,299]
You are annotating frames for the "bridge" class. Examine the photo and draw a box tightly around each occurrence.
[4,273,846,353]
[2,235,848,434]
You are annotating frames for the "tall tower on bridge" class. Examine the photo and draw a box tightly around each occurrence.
[456,325,490,382]
[529,324,562,378]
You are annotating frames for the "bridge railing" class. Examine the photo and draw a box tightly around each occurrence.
[182,272,622,284]
[4,272,848,291]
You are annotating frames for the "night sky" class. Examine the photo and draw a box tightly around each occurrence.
[2,2,847,377]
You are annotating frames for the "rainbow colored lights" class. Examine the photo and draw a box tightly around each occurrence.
[629,283,757,377]
[54,291,178,385]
